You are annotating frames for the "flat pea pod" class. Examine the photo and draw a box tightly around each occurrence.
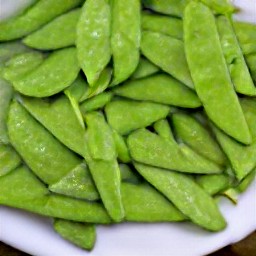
[233,21,256,44]
[142,13,183,40]
[131,57,159,80]
[54,219,96,251]
[0,0,83,41]
[114,74,201,108]
[110,0,141,85]
[87,159,125,222]
[85,111,116,161]
[216,15,256,96]
[200,0,235,14]
[7,101,81,184]
[77,0,111,86]
[20,95,87,157]
[184,1,251,145]
[0,79,13,144]
[105,99,170,135]
[237,169,256,193]
[141,31,194,89]
[121,183,185,222]
[23,9,81,50]
[127,129,222,174]
[49,163,100,201]
[0,166,111,223]
[172,113,227,166]
[80,92,113,114]
[134,163,226,231]
[12,47,80,97]
[0,144,21,177]
[153,119,175,142]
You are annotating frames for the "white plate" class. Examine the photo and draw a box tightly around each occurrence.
[0,1,256,255]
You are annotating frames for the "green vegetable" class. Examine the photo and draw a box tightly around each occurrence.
[234,21,256,44]
[119,164,141,184]
[153,119,175,142]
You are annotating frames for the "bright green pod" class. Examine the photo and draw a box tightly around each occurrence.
[245,54,256,82]
[153,119,175,142]
[131,57,159,79]
[141,31,194,89]
[8,101,81,184]
[142,13,183,40]
[54,219,96,251]
[80,92,113,114]
[105,99,170,135]
[0,166,111,223]
[128,129,222,174]
[49,163,100,201]
[184,1,251,145]
[200,0,235,14]
[0,0,83,41]
[234,21,256,44]
[20,95,87,157]
[134,163,226,231]
[114,74,201,108]
[110,0,141,85]
[237,168,256,193]
[122,183,185,222]
[12,47,80,97]
[77,0,111,86]
[172,113,227,166]
[119,164,141,184]
[216,16,256,96]
[23,9,81,50]
[0,79,13,144]
[241,42,256,56]
[0,144,21,177]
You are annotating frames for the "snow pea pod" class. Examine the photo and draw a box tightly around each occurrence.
[23,9,81,50]
[216,15,256,96]
[237,168,256,193]
[54,219,96,251]
[172,113,227,166]
[119,164,141,184]
[141,31,194,89]
[20,95,87,157]
[0,144,21,177]
[134,163,226,231]
[200,0,235,14]
[110,0,141,85]
[142,13,183,40]
[0,0,83,41]
[105,99,170,135]
[0,79,13,144]
[7,101,81,184]
[153,119,175,142]
[241,42,256,56]
[128,129,222,174]
[114,74,201,108]
[234,21,256,44]
[245,54,256,83]
[122,183,185,222]
[77,0,111,86]
[184,1,251,145]
[12,47,80,97]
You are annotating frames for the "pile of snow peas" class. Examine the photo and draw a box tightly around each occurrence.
[0,0,255,251]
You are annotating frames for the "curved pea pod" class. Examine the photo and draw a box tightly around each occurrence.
[20,95,87,157]
[119,164,141,184]
[110,0,141,85]
[142,0,187,17]
[131,57,159,79]
[153,119,175,142]
[0,0,83,41]
[80,92,113,114]
[3,52,44,82]
[127,129,222,174]
[172,113,227,166]
[234,21,256,44]
[237,168,256,193]
[216,16,256,96]
[12,47,80,97]
[49,163,100,201]
[105,99,170,135]
[142,13,183,40]
[77,0,111,86]
[54,220,96,251]
[0,79,13,144]
[134,163,226,231]
[122,183,185,222]
[114,74,201,108]
[112,129,131,163]
[0,144,21,177]
[87,159,125,222]
[7,101,81,184]
[184,2,251,145]
[141,31,194,89]
[23,9,80,50]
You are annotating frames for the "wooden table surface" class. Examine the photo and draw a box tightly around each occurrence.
[0,231,255,256]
